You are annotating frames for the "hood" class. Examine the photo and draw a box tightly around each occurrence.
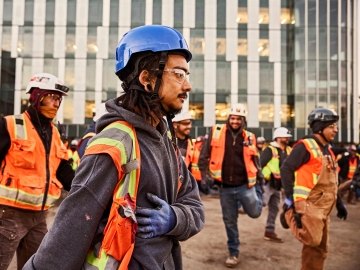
[95,98,168,137]
[270,141,281,148]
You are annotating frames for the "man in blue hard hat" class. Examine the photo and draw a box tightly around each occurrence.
[24,25,204,270]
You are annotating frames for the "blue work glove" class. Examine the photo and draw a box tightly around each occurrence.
[136,193,176,239]
[336,197,347,220]
[282,197,293,211]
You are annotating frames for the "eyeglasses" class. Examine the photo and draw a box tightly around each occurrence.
[163,68,190,84]
[327,123,338,129]
[44,93,63,103]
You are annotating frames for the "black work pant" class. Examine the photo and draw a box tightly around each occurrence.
[0,205,47,270]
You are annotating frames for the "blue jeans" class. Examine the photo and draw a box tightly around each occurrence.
[219,185,262,256]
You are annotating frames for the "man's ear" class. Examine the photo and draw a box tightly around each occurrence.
[139,70,152,92]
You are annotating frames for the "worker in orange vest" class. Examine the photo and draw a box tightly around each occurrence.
[23,25,204,270]
[280,107,347,270]
[0,73,74,269]
[172,111,205,192]
[338,144,359,204]
[198,103,263,268]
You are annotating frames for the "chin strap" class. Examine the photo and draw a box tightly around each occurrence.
[152,52,168,100]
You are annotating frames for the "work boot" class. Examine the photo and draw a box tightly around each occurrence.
[225,255,239,268]
[280,211,289,229]
[264,231,283,243]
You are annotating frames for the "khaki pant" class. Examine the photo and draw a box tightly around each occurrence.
[0,205,47,270]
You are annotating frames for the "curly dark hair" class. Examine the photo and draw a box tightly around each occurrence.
[116,53,165,122]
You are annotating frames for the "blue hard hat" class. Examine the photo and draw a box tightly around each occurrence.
[115,25,192,79]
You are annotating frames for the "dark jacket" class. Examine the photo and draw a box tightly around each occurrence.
[23,98,204,270]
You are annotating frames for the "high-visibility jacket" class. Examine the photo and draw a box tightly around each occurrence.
[293,138,336,202]
[190,138,204,181]
[347,158,358,180]
[208,124,259,187]
[83,120,182,270]
[67,149,80,170]
[0,113,67,211]
[262,145,292,181]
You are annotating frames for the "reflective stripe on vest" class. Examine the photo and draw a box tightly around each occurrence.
[262,145,291,181]
[208,125,258,187]
[0,113,65,211]
[293,138,323,201]
[347,158,358,179]
[84,120,140,270]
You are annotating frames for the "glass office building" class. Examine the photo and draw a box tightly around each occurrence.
[0,0,359,142]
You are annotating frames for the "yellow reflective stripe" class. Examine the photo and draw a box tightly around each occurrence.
[13,115,27,140]
[294,186,311,198]
[0,186,58,208]
[88,137,128,165]
[86,249,108,270]
[212,125,223,140]
[304,139,321,158]
[210,170,221,180]
[248,177,256,185]
[312,173,318,185]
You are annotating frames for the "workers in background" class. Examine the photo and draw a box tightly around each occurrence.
[77,102,107,158]
[67,139,80,171]
[261,127,292,243]
[172,111,206,192]
[199,103,263,268]
[280,107,347,270]
[23,25,204,270]
[256,136,266,154]
[0,73,74,269]
[338,144,359,204]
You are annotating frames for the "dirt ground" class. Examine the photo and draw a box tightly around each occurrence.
[9,195,360,270]
[182,195,360,270]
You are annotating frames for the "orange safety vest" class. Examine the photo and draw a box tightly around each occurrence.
[293,138,336,202]
[83,120,182,270]
[347,158,358,179]
[184,138,194,168]
[190,138,203,181]
[0,113,67,211]
[208,124,258,187]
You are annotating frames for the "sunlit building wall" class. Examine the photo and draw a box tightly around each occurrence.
[0,0,358,142]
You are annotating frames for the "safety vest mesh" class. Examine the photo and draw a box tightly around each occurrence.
[83,120,140,270]
[262,145,291,181]
[0,113,66,211]
[209,124,258,187]
[293,138,323,202]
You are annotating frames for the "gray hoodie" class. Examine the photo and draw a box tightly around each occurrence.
[23,98,204,270]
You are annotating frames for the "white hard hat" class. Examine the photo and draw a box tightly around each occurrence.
[172,111,193,122]
[70,139,79,146]
[273,127,292,140]
[257,136,266,143]
[229,103,247,117]
[25,73,69,95]
[93,102,108,121]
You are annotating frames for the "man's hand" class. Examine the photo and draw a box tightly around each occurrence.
[136,193,176,238]
[336,197,348,220]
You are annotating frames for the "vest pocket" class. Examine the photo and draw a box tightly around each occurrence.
[11,139,36,169]
[101,197,135,261]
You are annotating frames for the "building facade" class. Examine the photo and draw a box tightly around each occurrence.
[0,0,359,142]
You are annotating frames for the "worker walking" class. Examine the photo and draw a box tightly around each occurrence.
[67,139,80,171]
[0,73,74,270]
[261,127,292,243]
[280,107,347,270]
[198,103,263,268]
[23,25,204,270]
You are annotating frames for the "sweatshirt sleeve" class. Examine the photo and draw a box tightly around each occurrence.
[168,158,205,242]
[23,153,118,270]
